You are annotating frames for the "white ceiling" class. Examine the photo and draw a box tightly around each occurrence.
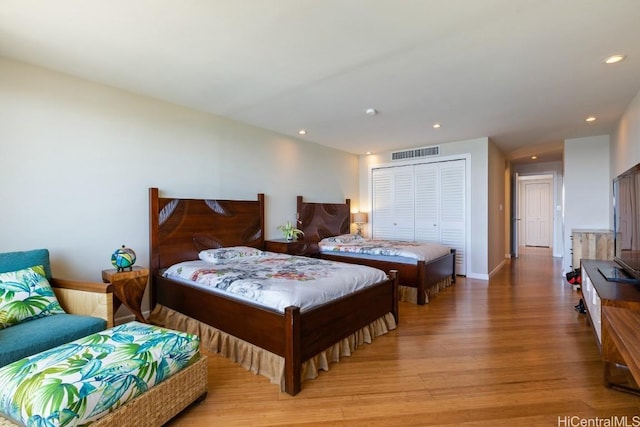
[2,0,640,164]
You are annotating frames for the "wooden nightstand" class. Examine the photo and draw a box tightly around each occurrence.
[102,266,149,324]
[265,239,318,256]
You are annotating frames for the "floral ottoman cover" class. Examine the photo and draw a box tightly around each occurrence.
[0,321,200,427]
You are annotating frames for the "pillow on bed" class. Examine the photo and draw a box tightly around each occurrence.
[0,265,65,329]
[321,234,365,244]
[199,246,265,263]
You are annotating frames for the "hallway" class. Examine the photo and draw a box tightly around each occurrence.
[169,249,639,426]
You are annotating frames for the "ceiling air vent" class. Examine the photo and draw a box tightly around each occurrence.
[391,145,440,161]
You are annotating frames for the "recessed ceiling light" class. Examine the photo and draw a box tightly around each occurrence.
[433,123,441,129]
[365,151,372,155]
[531,156,538,160]
[298,129,307,135]
[585,116,596,122]
[365,108,378,116]
[604,54,626,64]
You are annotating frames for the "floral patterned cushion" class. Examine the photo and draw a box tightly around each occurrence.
[199,246,265,264]
[0,265,65,330]
[0,321,200,426]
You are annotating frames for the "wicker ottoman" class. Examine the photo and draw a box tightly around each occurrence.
[0,322,208,427]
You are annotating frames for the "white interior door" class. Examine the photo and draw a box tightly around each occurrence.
[523,180,552,247]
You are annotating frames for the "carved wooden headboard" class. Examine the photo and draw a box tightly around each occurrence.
[296,196,351,242]
[149,188,264,272]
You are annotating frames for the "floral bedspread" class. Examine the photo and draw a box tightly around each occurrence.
[0,321,200,427]
[163,253,388,312]
[319,236,451,261]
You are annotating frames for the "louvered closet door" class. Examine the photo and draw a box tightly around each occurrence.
[438,160,466,275]
[372,159,466,275]
[414,160,466,275]
[372,166,415,240]
[414,163,439,242]
[372,168,394,239]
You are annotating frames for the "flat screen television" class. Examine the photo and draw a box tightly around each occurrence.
[613,162,640,281]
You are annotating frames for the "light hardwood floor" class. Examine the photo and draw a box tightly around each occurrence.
[167,249,640,426]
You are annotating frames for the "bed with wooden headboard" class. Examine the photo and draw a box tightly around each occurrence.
[297,195,456,305]
[147,188,398,396]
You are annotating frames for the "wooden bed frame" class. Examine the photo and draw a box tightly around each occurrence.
[149,188,398,396]
[297,195,456,305]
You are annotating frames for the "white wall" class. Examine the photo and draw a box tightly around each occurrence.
[0,58,360,319]
[611,89,640,177]
[563,135,611,273]
[359,137,490,279]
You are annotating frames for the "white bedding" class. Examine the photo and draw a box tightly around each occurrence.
[163,251,388,313]
[319,235,451,261]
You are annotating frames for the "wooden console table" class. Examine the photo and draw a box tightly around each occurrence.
[581,259,640,395]
[102,266,149,324]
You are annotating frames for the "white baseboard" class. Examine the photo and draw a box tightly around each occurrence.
[466,272,489,280]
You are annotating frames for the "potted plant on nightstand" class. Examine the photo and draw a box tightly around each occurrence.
[277,221,304,241]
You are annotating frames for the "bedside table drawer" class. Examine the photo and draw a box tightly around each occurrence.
[265,239,318,256]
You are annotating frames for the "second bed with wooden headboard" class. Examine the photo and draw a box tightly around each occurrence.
[297,195,456,305]
[147,188,398,396]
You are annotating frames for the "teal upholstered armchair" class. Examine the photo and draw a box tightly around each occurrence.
[0,249,114,367]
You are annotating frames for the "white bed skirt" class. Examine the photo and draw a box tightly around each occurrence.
[148,304,396,391]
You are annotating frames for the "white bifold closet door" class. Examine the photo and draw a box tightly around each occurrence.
[372,159,466,275]
[371,165,415,240]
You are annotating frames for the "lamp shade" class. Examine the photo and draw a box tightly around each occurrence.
[352,212,368,224]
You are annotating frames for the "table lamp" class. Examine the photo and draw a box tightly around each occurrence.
[352,212,368,236]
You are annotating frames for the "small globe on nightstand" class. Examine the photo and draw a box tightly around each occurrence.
[111,245,136,272]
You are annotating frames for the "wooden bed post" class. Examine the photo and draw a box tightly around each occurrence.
[257,193,265,248]
[296,196,303,222]
[450,249,457,283]
[416,261,426,305]
[389,270,399,324]
[149,187,160,308]
[284,306,301,396]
